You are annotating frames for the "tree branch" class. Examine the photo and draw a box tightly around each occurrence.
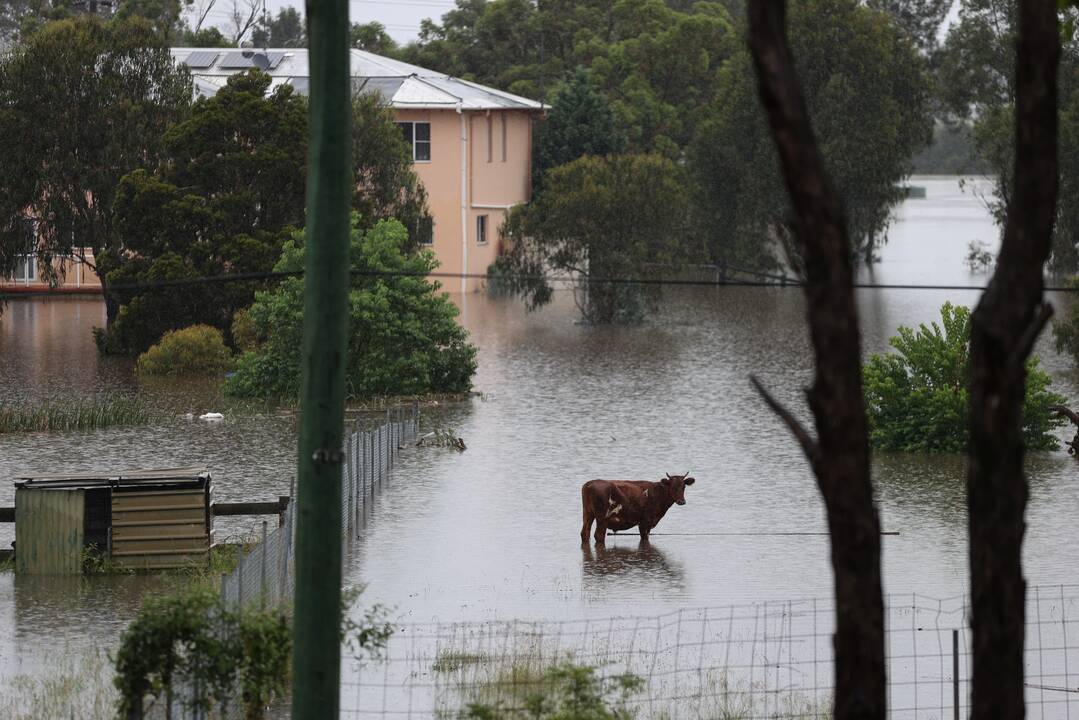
[748,375,819,463]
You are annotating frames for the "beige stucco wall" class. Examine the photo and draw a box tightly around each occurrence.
[401,107,536,294]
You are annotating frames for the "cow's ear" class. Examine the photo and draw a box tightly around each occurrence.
[684,476,695,485]
[660,475,672,485]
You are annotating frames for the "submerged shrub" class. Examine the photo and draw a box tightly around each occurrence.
[225,215,477,400]
[864,302,1066,452]
[136,325,233,377]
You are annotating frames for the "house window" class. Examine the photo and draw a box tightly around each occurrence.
[397,121,431,162]
[501,114,507,162]
[414,216,434,246]
[12,255,36,282]
[11,219,36,282]
[476,215,488,245]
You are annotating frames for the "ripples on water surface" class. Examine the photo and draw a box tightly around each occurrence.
[3,177,1079,689]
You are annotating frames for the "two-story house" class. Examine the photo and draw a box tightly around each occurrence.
[2,47,544,295]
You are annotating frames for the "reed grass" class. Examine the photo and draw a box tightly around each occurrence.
[0,397,153,433]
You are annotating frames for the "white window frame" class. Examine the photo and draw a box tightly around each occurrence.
[397,121,431,163]
[476,214,488,246]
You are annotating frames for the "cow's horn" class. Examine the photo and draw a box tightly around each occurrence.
[683,470,690,478]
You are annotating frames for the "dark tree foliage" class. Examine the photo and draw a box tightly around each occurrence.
[350,21,397,54]
[691,0,932,270]
[497,153,689,324]
[0,16,192,290]
[531,68,624,194]
[96,70,307,355]
[97,72,430,355]
[251,6,305,48]
[938,0,1079,271]
[398,0,737,154]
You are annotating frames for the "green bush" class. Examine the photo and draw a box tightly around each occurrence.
[224,215,477,400]
[864,302,1067,452]
[136,325,233,377]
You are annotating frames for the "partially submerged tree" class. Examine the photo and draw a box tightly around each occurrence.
[496,153,689,324]
[746,1,886,717]
[864,302,1065,452]
[225,217,477,400]
[693,0,932,270]
[98,73,429,355]
[0,15,192,305]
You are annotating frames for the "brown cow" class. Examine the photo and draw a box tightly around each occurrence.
[580,472,696,546]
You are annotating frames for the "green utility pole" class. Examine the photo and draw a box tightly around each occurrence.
[291,0,351,716]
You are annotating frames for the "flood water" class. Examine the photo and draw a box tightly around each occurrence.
[3,177,1079,711]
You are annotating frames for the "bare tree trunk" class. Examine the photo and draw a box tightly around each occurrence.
[968,2,1059,718]
[746,3,885,719]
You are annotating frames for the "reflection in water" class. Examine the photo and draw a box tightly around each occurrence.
[581,539,686,594]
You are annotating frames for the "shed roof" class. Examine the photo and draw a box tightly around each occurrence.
[170,47,546,111]
[14,466,210,489]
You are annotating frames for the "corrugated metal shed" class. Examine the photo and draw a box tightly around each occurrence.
[169,47,546,111]
[15,487,84,575]
[12,467,213,573]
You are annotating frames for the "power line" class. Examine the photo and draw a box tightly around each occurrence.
[3,266,1079,302]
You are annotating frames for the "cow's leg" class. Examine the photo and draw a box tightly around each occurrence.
[639,524,650,541]
[594,521,607,546]
[581,507,594,545]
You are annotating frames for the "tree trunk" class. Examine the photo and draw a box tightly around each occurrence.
[968,2,1059,718]
[746,3,885,719]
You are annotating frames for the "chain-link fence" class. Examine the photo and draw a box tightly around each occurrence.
[340,585,1079,720]
[153,405,420,720]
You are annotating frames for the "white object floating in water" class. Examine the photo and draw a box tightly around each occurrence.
[183,413,195,421]
[199,412,224,422]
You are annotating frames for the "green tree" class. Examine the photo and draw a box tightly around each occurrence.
[0,16,192,301]
[532,68,624,194]
[251,6,305,48]
[691,0,932,269]
[96,70,307,355]
[98,73,429,355]
[864,303,1066,452]
[497,153,689,324]
[225,216,477,400]
[349,20,397,54]
[938,0,1079,271]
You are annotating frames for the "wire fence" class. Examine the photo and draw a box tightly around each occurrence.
[340,585,1079,720]
[153,404,420,720]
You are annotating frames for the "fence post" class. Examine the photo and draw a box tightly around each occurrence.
[237,549,245,609]
[260,521,268,611]
[953,629,960,720]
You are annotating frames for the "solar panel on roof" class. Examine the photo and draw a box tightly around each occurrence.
[184,50,219,69]
[219,50,287,70]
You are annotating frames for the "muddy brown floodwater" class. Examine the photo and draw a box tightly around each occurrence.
[3,177,1079,707]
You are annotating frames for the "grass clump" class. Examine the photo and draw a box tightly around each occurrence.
[0,396,152,433]
[136,324,233,377]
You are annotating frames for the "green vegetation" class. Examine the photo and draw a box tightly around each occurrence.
[0,396,152,433]
[225,216,477,400]
[136,324,233,377]
[497,153,689,324]
[0,15,192,292]
[864,303,1066,452]
[938,0,1079,271]
[95,70,429,356]
[113,587,291,720]
[114,584,392,719]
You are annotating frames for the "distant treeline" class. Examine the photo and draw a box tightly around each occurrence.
[911,123,992,176]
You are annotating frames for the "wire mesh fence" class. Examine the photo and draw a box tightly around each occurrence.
[340,585,1079,720]
[153,404,420,720]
